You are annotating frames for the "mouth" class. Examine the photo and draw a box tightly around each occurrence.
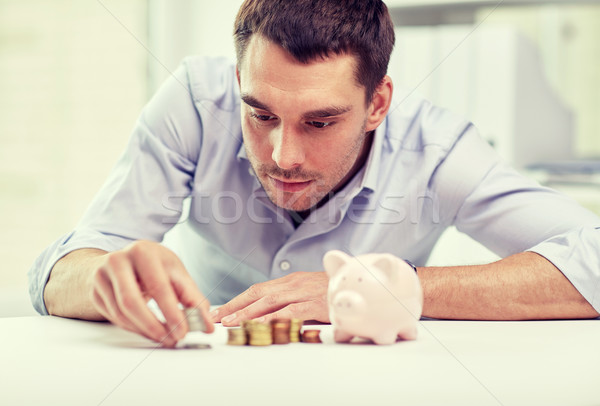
[269,176,313,192]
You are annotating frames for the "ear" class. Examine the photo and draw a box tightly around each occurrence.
[323,250,351,279]
[371,253,402,282]
[365,75,393,132]
[235,65,241,88]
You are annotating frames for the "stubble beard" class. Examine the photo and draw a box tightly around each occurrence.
[246,120,369,214]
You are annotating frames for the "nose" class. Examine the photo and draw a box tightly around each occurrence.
[271,124,305,169]
[332,290,366,316]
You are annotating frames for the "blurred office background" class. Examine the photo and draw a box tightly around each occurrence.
[1,0,599,316]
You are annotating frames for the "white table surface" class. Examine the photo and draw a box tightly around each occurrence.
[1,316,599,406]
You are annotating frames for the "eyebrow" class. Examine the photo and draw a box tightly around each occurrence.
[241,94,272,112]
[241,93,353,119]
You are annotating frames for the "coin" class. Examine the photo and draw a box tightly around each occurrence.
[227,328,247,345]
[241,320,256,329]
[289,318,303,343]
[184,307,207,332]
[179,343,212,349]
[301,329,322,343]
[271,319,291,344]
[236,318,308,346]
[242,320,273,346]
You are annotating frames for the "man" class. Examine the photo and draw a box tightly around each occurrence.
[30,0,600,347]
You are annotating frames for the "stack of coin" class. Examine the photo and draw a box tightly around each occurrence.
[246,321,272,346]
[184,307,206,332]
[271,319,291,344]
[241,320,254,343]
[289,318,303,343]
[227,328,247,345]
[301,329,322,343]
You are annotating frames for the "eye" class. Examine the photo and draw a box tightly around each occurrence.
[307,121,332,129]
[250,112,276,122]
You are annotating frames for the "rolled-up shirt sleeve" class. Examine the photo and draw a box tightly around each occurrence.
[28,63,202,315]
[433,126,600,312]
[527,226,600,312]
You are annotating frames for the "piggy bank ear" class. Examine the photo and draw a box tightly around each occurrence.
[371,253,404,282]
[323,250,351,278]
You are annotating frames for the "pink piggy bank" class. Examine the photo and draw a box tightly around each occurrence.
[324,250,423,345]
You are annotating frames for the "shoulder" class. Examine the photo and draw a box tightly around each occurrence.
[384,89,472,154]
[378,89,500,223]
[138,56,240,164]
[182,56,239,112]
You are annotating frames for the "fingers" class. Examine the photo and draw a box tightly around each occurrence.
[239,301,317,325]
[219,289,289,326]
[171,271,214,334]
[219,296,326,327]
[90,241,213,347]
[129,245,187,342]
[214,272,330,326]
[92,279,141,336]
[211,282,268,325]
[95,249,178,347]
[214,279,292,326]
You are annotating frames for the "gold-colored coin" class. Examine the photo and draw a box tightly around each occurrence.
[249,337,272,346]
[271,318,291,344]
[301,329,322,343]
[246,321,273,346]
[289,319,303,342]
[227,328,247,345]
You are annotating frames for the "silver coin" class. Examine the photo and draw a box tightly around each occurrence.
[179,342,212,350]
[184,307,207,332]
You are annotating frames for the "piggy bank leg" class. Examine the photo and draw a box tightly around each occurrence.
[371,331,399,345]
[333,329,354,343]
[398,325,418,341]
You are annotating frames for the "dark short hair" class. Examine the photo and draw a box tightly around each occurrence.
[234,0,395,102]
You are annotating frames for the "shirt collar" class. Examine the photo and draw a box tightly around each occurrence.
[236,141,248,161]
[358,116,386,193]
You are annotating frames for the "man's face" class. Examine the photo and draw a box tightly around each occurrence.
[238,35,375,213]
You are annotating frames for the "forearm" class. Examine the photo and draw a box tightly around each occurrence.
[420,251,599,320]
[44,248,108,320]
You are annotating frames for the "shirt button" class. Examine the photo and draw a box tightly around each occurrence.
[279,260,291,271]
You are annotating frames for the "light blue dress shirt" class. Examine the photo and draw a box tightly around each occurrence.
[29,56,600,313]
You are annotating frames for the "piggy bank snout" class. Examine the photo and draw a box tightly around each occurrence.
[331,290,367,316]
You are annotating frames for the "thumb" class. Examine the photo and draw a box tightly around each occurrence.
[171,275,214,333]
